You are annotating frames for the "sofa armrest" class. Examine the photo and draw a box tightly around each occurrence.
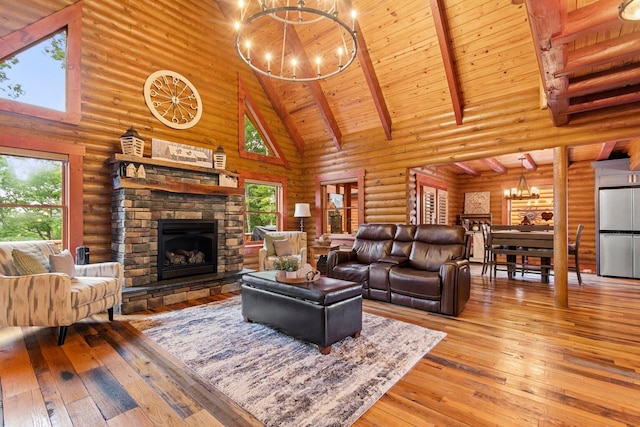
[258,248,268,271]
[300,247,307,266]
[378,255,408,265]
[326,250,356,277]
[439,259,471,316]
[0,273,73,326]
[75,262,122,279]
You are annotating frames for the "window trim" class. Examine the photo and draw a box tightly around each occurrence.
[237,76,290,169]
[315,170,364,238]
[0,134,85,250]
[0,2,82,124]
[239,171,288,251]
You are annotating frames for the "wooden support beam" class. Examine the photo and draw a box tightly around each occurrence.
[557,32,640,77]
[430,0,463,125]
[553,147,569,308]
[354,19,393,140]
[551,0,621,46]
[481,158,507,174]
[524,0,569,126]
[596,141,618,160]
[629,139,640,171]
[522,153,537,171]
[452,162,479,176]
[564,65,640,98]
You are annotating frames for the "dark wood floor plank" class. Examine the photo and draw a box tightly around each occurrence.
[79,366,138,421]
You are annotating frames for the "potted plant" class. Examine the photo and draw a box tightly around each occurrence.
[273,256,299,278]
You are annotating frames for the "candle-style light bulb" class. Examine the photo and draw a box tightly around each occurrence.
[316,57,321,76]
[266,53,272,73]
[351,10,357,30]
[292,58,297,79]
[234,21,241,31]
[245,40,251,61]
[337,47,343,68]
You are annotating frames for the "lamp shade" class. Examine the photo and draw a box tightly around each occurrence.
[619,0,640,20]
[294,203,311,218]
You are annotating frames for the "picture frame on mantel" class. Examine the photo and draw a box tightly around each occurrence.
[151,138,213,168]
[464,191,490,214]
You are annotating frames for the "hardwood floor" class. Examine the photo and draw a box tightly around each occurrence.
[2,266,640,426]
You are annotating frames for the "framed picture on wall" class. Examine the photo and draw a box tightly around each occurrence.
[464,191,490,214]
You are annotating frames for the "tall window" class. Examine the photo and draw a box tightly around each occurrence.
[507,185,554,225]
[0,2,82,124]
[0,152,65,243]
[244,180,283,242]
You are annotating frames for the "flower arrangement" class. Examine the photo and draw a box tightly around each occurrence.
[272,256,299,272]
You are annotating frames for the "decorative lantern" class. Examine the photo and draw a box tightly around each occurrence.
[214,145,227,169]
[120,127,145,157]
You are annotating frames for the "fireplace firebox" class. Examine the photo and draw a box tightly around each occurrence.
[157,219,218,280]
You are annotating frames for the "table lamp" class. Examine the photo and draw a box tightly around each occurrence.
[294,203,311,232]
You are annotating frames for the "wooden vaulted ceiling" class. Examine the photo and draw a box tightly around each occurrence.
[217,0,640,170]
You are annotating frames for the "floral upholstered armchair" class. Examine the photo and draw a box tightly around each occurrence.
[0,240,123,345]
[258,231,308,271]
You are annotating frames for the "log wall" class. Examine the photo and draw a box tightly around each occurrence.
[1,0,638,274]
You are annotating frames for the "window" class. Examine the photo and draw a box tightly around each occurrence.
[240,172,287,245]
[237,76,289,168]
[416,174,448,225]
[0,2,82,124]
[507,185,554,225]
[0,135,84,250]
[316,170,364,236]
[0,153,64,242]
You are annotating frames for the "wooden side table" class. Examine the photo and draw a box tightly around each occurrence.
[310,244,339,268]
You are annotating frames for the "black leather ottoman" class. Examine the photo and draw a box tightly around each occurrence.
[241,271,362,354]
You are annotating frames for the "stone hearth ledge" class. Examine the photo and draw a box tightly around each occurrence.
[120,269,254,314]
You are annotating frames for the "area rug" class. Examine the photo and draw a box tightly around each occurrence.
[130,297,446,427]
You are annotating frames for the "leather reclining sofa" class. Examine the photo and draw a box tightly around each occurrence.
[326,223,471,316]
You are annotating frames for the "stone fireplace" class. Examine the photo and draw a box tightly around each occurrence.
[110,154,246,313]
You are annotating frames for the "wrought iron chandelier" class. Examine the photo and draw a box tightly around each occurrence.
[234,1,358,82]
[504,158,540,200]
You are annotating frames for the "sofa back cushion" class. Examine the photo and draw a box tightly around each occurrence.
[263,231,307,257]
[390,224,416,258]
[352,223,396,264]
[408,225,466,271]
[0,241,60,276]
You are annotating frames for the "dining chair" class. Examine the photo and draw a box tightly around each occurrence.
[568,224,584,285]
[481,223,494,276]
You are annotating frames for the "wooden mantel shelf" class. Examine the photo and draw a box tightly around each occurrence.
[110,154,243,196]
[109,153,239,177]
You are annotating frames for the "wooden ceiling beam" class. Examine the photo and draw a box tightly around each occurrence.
[430,0,463,125]
[551,0,621,46]
[482,158,507,174]
[596,141,618,160]
[525,0,569,126]
[452,162,479,176]
[557,32,640,77]
[256,75,306,155]
[564,65,640,98]
[343,0,392,140]
[566,89,640,114]
[522,153,537,171]
[284,28,343,150]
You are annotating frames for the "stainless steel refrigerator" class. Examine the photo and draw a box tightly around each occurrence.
[598,187,640,278]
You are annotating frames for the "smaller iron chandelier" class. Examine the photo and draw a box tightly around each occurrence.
[234,1,357,82]
[619,0,640,20]
[504,158,540,200]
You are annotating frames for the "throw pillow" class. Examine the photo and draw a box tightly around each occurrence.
[50,249,76,278]
[265,234,286,256]
[273,240,292,256]
[12,248,49,275]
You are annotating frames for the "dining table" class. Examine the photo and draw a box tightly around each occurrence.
[489,225,554,283]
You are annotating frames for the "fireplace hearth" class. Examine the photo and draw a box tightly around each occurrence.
[158,219,217,280]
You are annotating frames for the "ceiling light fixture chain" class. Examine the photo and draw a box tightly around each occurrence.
[234,0,358,82]
[504,157,540,200]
